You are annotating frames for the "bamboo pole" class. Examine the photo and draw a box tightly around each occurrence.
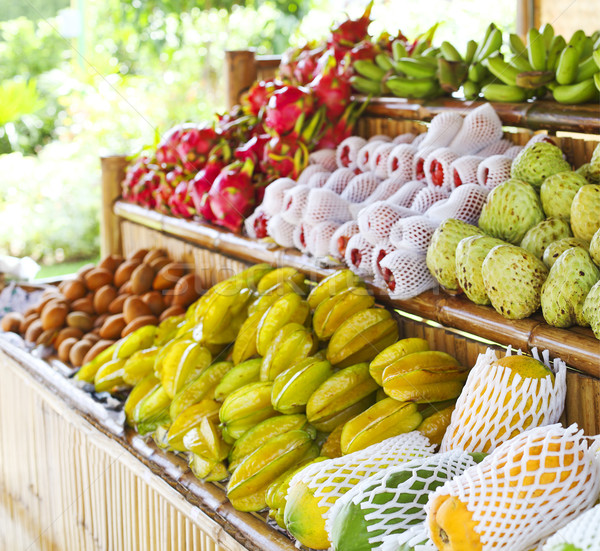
[225,50,258,110]
[100,155,129,257]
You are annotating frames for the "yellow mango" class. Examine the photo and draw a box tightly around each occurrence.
[369,337,430,385]
[285,478,331,549]
[161,341,212,398]
[428,495,483,551]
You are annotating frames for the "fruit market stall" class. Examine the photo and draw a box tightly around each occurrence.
[2,9,600,551]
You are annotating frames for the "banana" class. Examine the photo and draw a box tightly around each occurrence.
[440,41,463,62]
[166,399,221,452]
[527,28,547,71]
[385,76,440,99]
[556,45,580,84]
[438,58,468,92]
[122,346,158,386]
[546,35,567,72]
[124,373,161,427]
[576,54,599,82]
[228,414,314,472]
[213,358,262,402]
[467,62,488,83]
[394,57,438,78]
[260,323,316,381]
[594,49,600,70]
[375,53,395,71]
[568,29,587,57]
[553,77,598,104]
[508,33,527,56]
[508,54,533,72]
[475,27,502,62]
[392,40,408,61]
[473,23,496,61]
[462,79,480,100]
[516,70,555,89]
[271,357,334,415]
[160,340,212,398]
[94,358,127,393]
[353,59,387,81]
[464,39,478,65]
[540,23,555,49]
[312,286,374,340]
[595,72,600,92]
[482,83,528,102]
[485,55,520,86]
[307,269,363,310]
[350,75,383,95]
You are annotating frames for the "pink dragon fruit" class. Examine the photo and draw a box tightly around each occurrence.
[241,80,283,117]
[349,40,378,62]
[265,86,315,137]
[329,1,373,48]
[153,172,174,214]
[293,46,326,85]
[316,102,365,150]
[129,165,162,209]
[122,155,153,202]
[174,124,218,172]
[165,167,195,217]
[234,134,270,164]
[309,52,352,119]
[155,125,188,166]
[208,159,257,234]
[261,135,309,181]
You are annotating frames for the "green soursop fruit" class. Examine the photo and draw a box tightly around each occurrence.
[426,219,484,291]
[482,244,548,319]
[478,179,545,244]
[519,218,573,260]
[511,142,571,189]
[455,235,506,305]
[539,171,587,220]
[541,247,600,328]
[589,142,600,182]
[543,237,590,268]
[570,184,600,241]
[589,228,600,266]
[575,162,596,184]
[582,280,600,339]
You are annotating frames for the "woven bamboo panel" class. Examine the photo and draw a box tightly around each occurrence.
[0,351,248,551]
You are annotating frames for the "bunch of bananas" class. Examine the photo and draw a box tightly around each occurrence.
[75,264,468,517]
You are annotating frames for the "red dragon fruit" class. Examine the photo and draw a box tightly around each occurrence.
[293,46,326,85]
[122,155,153,202]
[265,86,315,137]
[174,124,218,172]
[309,52,352,119]
[165,167,194,217]
[208,159,257,234]
[155,125,188,166]
[129,164,162,209]
[241,80,283,117]
[329,1,373,48]
[261,135,309,181]
[349,40,378,62]
[316,101,365,150]
[234,134,270,164]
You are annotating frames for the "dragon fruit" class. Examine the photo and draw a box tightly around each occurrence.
[241,80,283,117]
[261,135,310,181]
[293,46,326,85]
[253,211,270,238]
[329,1,373,47]
[309,52,352,118]
[155,125,187,166]
[316,102,365,150]
[165,167,195,217]
[234,134,270,164]
[122,155,153,202]
[208,159,256,233]
[265,85,315,136]
[175,124,218,171]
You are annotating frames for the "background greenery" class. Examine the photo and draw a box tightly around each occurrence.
[0,0,515,275]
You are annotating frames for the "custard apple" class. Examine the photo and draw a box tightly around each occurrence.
[478,179,545,244]
[589,228,600,267]
[575,162,597,184]
[519,218,573,260]
[511,142,571,189]
[582,280,600,339]
[539,171,587,220]
[542,237,590,268]
[589,142,600,183]
[455,235,506,305]
[426,218,484,290]
[482,244,548,319]
[541,247,600,328]
[570,184,600,241]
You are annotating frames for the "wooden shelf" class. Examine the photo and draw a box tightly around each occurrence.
[114,201,600,379]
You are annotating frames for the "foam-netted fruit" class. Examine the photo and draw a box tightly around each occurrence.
[582,280,600,339]
[519,218,573,260]
[570,184,600,241]
[482,244,548,319]
[540,171,587,221]
[478,179,545,244]
[542,237,590,268]
[511,142,571,189]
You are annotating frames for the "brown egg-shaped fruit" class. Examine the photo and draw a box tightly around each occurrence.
[77,263,96,279]
[82,339,115,365]
[123,296,152,324]
[127,248,149,262]
[108,293,130,314]
[41,300,69,331]
[143,249,167,265]
[153,262,187,290]
[25,319,44,343]
[36,292,65,314]
[37,328,58,347]
[71,296,95,315]
[159,305,186,322]
[62,279,87,302]
[1,312,24,333]
[114,259,141,288]
[121,315,158,337]
[99,314,127,340]
[171,273,202,307]
[83,332,101,343]
[84,268,113,291]
[58,337,79,363]
[94,313,109,329]
[55,327,84,349]
[21,312,39,334]
[131,263,154,295]
[66,311,94,333]
[69,340,92,367]
[98,255,124,273]
[93,284,117,314]
[149,256,170,273]
[141,291,165,317]
[119,281,133,294]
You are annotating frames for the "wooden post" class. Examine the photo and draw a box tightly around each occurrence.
[225,50,257,110]
[100,155,128,257]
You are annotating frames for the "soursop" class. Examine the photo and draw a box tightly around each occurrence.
[542,237,590,268]
[589,228,600,266]
[570,184,600,241]
[426,219,484,290]
[455,235,506,305]
[482,244,548,319]
[478,179,545,244]
[539,171,587,221]
[511,142,571,189]
[582,280,600,339]
[519,218,573,260]
[541,247,600,328]
[589,142,600,183]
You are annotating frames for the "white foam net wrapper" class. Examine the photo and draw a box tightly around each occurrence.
[345,233,376,276]
[328,451,484,550]
[425,184,488,225]
[418,112,464,151]
[244,208,264,238]
[324,167,356,194]
[280,185,310,224]
[371,143,397,179]
[306,171,332,189]
[411,132,427,149]
[381,524,436,551]
[297,163,326,186]
[413,146,437,181]
[358,202,414,245]
[288,432,435,520]
[449,103,504,156]
[307,221,341,258]
[429,424,600,551]
[441,347,567,454]
[371,242,396,287]
[350,177,408,217]
[380,249,437,299]
[477,154,512,190]
[303,188,353,225]
[410,187,450,214]
[526,133,558,148]
[387,144,418,184]
[450,155,484,188]
[357,141,386,173]
[503,145,524,160]
[542,503,600,551]
[330,220,359,260]
[309,148,337,172]
[424,147,460,189]
[388,180,427,208]
[389,216,439,252]
[261,177,296,216]
[393,133,416,145]
[476,138,512,157]
[336,136,367,170]
[341,173,383,204]
[292,221,313,253]
[267,214,296,248]
[368,134,393,143]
